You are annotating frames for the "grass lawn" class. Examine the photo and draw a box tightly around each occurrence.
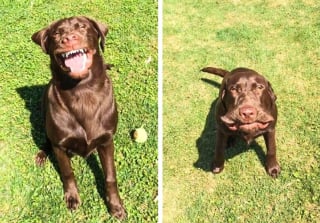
[0,0,157,222]
[163,1,320,222]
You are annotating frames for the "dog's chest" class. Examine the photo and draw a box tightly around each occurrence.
[67,90,109,133]
[70,90,102,119]
[47,82,116,157]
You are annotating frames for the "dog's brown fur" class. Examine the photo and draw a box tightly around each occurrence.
[202,66,280,178]
[32,16,126,219]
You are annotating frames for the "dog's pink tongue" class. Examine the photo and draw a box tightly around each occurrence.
[65,54,86,73]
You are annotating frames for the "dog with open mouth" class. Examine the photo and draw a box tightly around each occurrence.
[31,16,126,219]
[201,67,280,178]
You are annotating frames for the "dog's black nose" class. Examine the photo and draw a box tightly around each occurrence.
[239,106,257,120]
[62,34,79,45]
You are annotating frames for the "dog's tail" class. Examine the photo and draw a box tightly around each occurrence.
[201,67,230,78]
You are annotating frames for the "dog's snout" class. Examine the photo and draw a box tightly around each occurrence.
[62,34,79,45]
[239,105,257,121]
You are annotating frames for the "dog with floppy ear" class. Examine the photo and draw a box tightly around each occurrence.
[32,17,107,54]
[202,66,280,178]
[31,16,126,220]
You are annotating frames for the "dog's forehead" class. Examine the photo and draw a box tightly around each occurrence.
[228,71,266,85]
[51,17,89,30]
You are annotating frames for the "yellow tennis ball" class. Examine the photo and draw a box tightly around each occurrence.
[133,127,148,143]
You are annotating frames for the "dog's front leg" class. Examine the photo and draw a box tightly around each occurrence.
[53,146,81,210]
[263,130,280,178]
[213,130,228,174]
[97,139,126,220]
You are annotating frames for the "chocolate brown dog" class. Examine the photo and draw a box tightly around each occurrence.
[32,16,126,219]
[201,67,280,178]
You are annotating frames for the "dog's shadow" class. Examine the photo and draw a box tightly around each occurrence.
[16,85,109,209]
[16,85,47,149]
[194,78,266,172]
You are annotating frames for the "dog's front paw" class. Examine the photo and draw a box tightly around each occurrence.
[212,164,224,174]
[266,157,280,178]
[35,150,47,166]
[212,160,224,174]
[64,190,81,210]
[212,166,224,174]
[109,202,126,220]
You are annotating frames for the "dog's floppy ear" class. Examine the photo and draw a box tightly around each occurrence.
[219,79,227,100]
[219,86,226,100]
[267,81,277,101]
[217,80,228,112]
[85,17,108,52]
[32,27,50,54]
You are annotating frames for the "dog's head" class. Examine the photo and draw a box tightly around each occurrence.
[32,16,108,79]
[218,68,277,133]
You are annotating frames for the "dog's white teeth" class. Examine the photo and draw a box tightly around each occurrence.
[61,49,85,59]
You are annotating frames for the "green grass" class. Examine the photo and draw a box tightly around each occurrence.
[0,0,157,222]
[163,1,320,222]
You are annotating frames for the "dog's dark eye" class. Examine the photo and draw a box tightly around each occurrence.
[52,31,61,39]
[52,29,63,36]
[257,84,264,89]
[230,86,237,91]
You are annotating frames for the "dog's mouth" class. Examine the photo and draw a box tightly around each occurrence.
[55,48,94,79]
[221,114,273,132]
[224,121,271,132]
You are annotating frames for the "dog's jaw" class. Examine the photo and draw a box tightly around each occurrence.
[54,48,96,80]
[220,111,274,132]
